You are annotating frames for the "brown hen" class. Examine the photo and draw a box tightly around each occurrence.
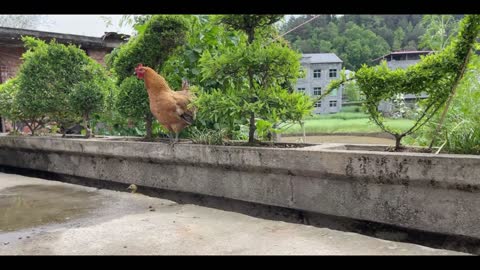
[135,64,196,143]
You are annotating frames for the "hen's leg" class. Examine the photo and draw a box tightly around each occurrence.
[166,131,178,145]
[168,133,179,145]
[165,131,172,143]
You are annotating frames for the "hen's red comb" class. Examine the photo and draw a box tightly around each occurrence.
[136,63,143,69]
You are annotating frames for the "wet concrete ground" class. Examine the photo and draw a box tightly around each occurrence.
[0,172,468,255]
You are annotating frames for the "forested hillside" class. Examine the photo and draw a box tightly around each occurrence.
[281,15,463,70]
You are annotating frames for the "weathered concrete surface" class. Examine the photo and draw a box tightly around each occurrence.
[281,135,396,145]
[0,136,479,239]
[0,173,467,255]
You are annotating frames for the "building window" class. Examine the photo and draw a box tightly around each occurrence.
[329,100,337,107]
[313,87,322,95]
[297,87,306,92]
[329,69,337,78]
[314,101,322,108]
[313,69,321,78]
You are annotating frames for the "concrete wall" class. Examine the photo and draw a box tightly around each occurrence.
[387,59,421,70]
[0,45,111,83]
[0,136,479,239]
[0,47,25,80]
[85,48,109,66]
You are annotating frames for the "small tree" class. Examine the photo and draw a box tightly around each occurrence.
[325,15,480,150]
[161,15,245,90]
[116,77,154,139]
[112,15,190,82]
[69,80,105,138]
[15,37,113,136]
[410,54,480,154]
[198,15,312,143]
[111,15,190,138]
[0,78,25,133]
[217,15,283,143]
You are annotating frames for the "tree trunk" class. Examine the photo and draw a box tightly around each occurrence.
[83,113,91,139]
[247,55,257,143]
[394,135,404,151]
[29,123,36,136]
[247,29,254,44]
[24,121,35,136]
[0,117,5,133]
[271,123,280,142]
[248,112,256,144]
[246,29,256,144]
[145,113,153,140]
[301,121,306,143]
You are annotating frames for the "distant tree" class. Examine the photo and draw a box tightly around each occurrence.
[0,15,52,29]
[282,15,458,69]
[419,15,460,51]
[335,22,390,70]
[343,80,362,102]
[404,40,418,50]
[392,27,406,51]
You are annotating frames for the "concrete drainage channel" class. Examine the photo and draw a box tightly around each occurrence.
[0,136,479,254]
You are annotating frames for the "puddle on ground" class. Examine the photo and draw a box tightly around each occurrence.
[0,184,104,232]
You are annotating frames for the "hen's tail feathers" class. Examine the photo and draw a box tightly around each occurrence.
[180,112,195,125]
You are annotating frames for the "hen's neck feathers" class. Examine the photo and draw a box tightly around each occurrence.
[144,67,171,93]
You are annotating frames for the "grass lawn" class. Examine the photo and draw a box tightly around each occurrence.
[281,112,415,135]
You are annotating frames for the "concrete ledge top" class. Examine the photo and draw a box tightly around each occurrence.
[0,136,480,186]
[1,135,478,158]
[1,136,479,190]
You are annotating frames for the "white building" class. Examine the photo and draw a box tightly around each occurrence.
[295,53,343,114]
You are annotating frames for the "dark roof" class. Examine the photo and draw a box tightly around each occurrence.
[0,27,129,49]
[372,50,434,62]
[101,32,129,41]
[301,53,343,64]
[389,50,433,55]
